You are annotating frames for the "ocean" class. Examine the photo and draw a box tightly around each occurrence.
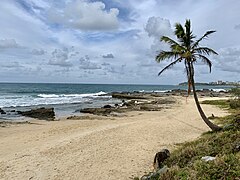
[0,83,232,120]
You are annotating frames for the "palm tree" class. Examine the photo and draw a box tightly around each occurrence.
[156,19,222,131]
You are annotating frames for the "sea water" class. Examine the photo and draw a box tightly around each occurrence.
[0,83,232,120]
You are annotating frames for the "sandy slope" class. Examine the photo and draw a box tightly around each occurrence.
[0,97,229,180]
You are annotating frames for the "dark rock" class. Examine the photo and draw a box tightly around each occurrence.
[171,89,187,93]
[140,105,161,111]
[202,89,211,92]
[103,105,112,108]
[0,108,6,114]
[18,107,55,120]
[153,149,170,170]
[112,92,147,99]
[80,108,112,116]
[140,166,168,180]
[10,110,16,112]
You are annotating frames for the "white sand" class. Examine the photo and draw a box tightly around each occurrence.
[0,97,229,180]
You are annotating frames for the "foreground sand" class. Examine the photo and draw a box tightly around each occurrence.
[0,97,229,180]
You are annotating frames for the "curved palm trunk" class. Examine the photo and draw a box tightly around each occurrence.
[191,75,222,131]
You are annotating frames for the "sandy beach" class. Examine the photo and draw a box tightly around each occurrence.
[0,96,229,180]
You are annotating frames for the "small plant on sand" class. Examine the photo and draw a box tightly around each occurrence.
[156,19,221,131]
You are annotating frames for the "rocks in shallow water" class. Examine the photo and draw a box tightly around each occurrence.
[103,105,112,108]
[0,108,6,114]
[18,107,55,120]
[112,92,147,99]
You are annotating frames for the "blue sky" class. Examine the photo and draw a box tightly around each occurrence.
[0,0,240,84]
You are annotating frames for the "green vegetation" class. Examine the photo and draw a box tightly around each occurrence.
[156,19,221,131]
[202,88,240,110]
[229,87,240,99]
[202,99,230,109]
[138,99,240,180]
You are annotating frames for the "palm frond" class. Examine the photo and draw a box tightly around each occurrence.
[184,19,196,48]
[156,51,179,62]
[174,23,185,41]
[193,47,218,56]
[160,36,180,46]
[192,30,216,48]
[196,54,212,72]
[158,58,182,76]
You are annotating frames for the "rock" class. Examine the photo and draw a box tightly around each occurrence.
[112,92,147,99]
[202,89,211,92]
[0,108,6,114]
[153,149,170,170]
[140,166,168,180]
[80,108,112,116]
[103,105,112,108]
[201,156,216,162]
[18,107,55,120]
[140,105,161,111]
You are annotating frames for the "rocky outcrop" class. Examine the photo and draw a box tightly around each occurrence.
[0,108,6,114]
[18,107,55,120]
[112,92,148,99]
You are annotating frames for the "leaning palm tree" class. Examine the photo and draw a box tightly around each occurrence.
[156,19,222,131]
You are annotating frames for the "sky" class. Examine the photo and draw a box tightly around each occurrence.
[0,0,240,85]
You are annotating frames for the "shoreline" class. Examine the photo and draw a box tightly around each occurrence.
[0,89,231,121]
[0,95,229,179]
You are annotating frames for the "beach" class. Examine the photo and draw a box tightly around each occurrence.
[0,96,229,180]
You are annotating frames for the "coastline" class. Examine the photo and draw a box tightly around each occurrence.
[0,95,229,180]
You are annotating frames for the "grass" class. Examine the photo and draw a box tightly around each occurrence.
[201,99,230,109]
[138,99,240,180]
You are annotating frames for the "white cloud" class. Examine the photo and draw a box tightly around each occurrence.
[48,48,73,67]
[0,39,19,49]
[145,17,173,56]
[48,0,119,31]
[79,56,101,70]
[145,17,172,38]
[32,49,45,55]
[102,53,114,58]
[215,47,240,73]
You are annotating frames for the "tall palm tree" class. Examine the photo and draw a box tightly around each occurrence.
[156,19,222,131]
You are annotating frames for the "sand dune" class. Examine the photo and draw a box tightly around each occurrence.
[0,97,229,180]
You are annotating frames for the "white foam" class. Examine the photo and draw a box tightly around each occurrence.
[0,91,108,108]
[153,90,170,93]
[37,91,107,98]
[211,89,227,92]
[38,94,59,98]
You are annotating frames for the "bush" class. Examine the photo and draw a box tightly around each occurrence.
[229,100,240,109]
[229,87,240,99]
